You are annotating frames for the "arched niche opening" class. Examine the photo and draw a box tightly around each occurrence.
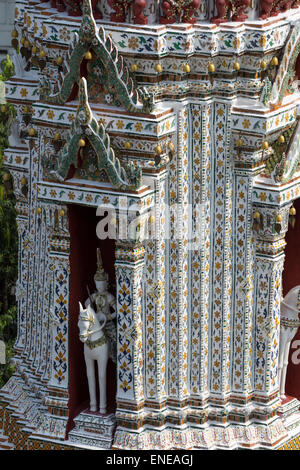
[282,197,300,401]
[66,204,116,436]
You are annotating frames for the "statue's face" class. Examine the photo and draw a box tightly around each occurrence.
[95,280,107,292]
[78,303,93,342]
[78,318,89,343]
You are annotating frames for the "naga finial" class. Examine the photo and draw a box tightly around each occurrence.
[79,0,97,43]
[75,78,92,126]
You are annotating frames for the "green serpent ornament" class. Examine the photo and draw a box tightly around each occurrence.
[42,78,142,191]
[40,0,154,114]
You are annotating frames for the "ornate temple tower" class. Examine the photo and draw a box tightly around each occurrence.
[1,0,300,450]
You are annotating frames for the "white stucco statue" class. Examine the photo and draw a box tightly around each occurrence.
[78,302,108,413]
[78,248,116,414]
[279,286,300,399]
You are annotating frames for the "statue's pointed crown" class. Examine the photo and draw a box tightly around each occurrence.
[94,248,107,282]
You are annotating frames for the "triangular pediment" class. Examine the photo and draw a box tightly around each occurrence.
[39,0,154,114]
[268,24,300,107]
[42,78,142,191]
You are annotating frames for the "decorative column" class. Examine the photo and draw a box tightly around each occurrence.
[253,201,291,406]
[144,171,168,409]
[189,102,212,406]
[31,203,71,442]
[209,100,233,404]
[114,241,145,433]
[14,131,49,385]
[231,160,261,402]
[2,147,29,356]
[14,205,29,354]
[37,224,52,382]
[167,106,190,409]
[29,203,48,375]
[21,139,38,368]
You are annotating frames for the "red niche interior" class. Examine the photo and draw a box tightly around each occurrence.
[282,197,300,400]
[66,204,116,437]
[295,54,300,84]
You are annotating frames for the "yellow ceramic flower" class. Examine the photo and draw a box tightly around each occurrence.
[20,88,28,97]
[242,119,250,129]
[134,122,143,132]
[46,109,55,120]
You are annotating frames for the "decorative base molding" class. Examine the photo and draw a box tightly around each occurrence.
[0,373,68,447]
[68,410,116,449]
[113,418,290,450]
[0,430,15,450]
[3,388,300,450]
[27,436,74,450]
[277,429,300,450]
[277,397,300,431]
[31,412,68,441]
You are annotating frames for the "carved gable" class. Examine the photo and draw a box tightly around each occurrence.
[40,0,154,114]
[42,78,142,190]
